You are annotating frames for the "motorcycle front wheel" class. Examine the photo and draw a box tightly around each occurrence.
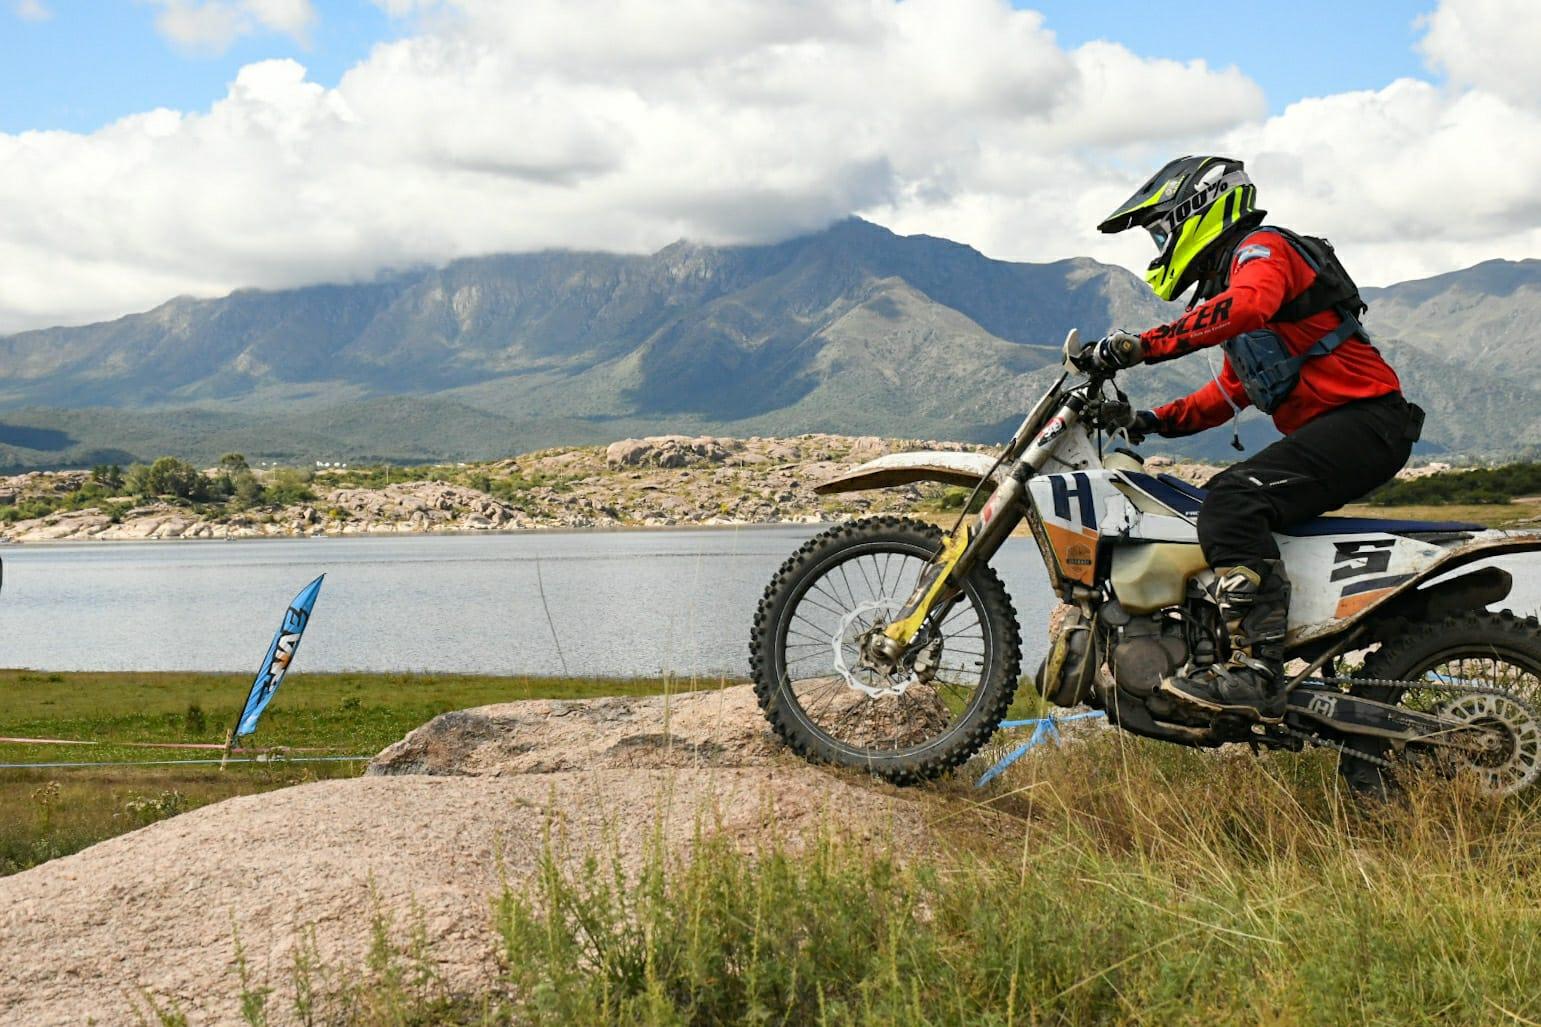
[749,516,1021,784]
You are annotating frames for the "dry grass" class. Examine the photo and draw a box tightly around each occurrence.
[0,671,697,875]
[150,730,1541,1026]
[1338,501,1534,529]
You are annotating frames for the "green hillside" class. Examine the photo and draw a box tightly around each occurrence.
[0,219,1535,471]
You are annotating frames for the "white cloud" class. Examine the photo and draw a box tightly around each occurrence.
[1418,0,1541,109]
[13,0,51,21]
[1222,0,1541,287]
[148,0,316,55]
[0,0,1535,333]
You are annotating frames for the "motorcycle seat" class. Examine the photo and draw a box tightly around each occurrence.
[1151,473,1485,537]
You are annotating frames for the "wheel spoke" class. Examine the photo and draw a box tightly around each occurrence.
[764,528,1005,763]
[1356,640,1541,796]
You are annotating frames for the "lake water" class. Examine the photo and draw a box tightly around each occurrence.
[0,528,1059,676]
[2,529,1538,677]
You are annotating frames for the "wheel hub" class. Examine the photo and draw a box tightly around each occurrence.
[834,598,922,698]
[1435,692,1541,795]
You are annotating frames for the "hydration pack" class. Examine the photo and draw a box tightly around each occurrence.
[1221,227,1371,414]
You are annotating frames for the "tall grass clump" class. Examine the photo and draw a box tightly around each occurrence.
[488,734,1541,1025]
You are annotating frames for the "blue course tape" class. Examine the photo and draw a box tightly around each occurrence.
[975,712,1106,787]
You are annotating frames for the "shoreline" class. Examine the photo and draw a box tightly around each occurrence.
[0,517,839,547]
[4,434,1524,545]
[0,433,959,544]
[5,500,1532,546]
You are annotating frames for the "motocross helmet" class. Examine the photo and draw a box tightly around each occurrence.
[1098,155,1264,301]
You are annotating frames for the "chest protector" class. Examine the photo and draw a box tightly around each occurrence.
[1221,227,1370,414]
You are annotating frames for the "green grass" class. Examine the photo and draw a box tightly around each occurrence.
[151,732,1541,1026]
[0,670,691,876]
[16,671,1541,1023]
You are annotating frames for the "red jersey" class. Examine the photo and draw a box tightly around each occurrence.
[1141,228,1401,436]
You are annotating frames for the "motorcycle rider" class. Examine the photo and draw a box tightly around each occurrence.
[1080,155,1423,721]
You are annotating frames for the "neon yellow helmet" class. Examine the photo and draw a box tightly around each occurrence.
[1098,155,1264,301]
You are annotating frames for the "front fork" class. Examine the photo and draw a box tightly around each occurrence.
[866,394,1085,667]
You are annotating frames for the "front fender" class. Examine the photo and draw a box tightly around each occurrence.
[813,451,1003,496]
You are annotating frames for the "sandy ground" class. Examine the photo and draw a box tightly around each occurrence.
[0,687,933,1026]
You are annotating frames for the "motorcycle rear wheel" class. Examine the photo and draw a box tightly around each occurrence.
[1344,610,1541,797]
[749,516,1021,785]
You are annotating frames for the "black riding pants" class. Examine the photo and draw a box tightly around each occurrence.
[1197,393,1423,573]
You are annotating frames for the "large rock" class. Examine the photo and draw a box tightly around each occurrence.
[369,685,782,776]
[322,482,520,529]
[0,683,934,1026]
[604,435,737,469]
[0,770,926,1027]
[9,509,111,541]
[847,436,889,461]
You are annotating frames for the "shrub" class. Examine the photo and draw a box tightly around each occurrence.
[263,468,316,506]
[1370,461,1541,506]
[231,471,264,508]
[124,457,210,502]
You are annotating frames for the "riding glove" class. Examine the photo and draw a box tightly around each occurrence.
[1080,330,1144,372]
[1131,409,1162,436]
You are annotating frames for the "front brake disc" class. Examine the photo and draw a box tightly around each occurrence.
[832,598,919,699]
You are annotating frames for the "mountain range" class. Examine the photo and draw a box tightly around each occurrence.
[0,217,1536,470]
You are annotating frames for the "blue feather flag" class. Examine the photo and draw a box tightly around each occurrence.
[234,575,324,739]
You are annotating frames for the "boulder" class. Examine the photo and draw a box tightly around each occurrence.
[369,685,784,777]
[11,511,111,541]
[604,435,735,469]
[848,436,888,461]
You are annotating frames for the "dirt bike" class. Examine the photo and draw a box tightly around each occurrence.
[749,330,1541,795]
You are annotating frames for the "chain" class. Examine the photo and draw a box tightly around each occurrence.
[1305,675,1519,696]
[1280,724,1395,769]
[1284,675,1538,768]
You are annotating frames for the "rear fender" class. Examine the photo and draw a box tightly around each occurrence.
[1290,532,1541,655]
[813,451,1003,495]
[1375,564,1514,624]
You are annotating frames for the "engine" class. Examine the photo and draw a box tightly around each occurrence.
[1038,598,1225,708]
[1103,600,1193,698]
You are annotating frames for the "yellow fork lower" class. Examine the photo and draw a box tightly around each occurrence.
[881,524,971,650]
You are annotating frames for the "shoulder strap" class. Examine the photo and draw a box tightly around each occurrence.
[1250,226,1371,339]
[1301,310,1364,359]
[1246,226,1372,372]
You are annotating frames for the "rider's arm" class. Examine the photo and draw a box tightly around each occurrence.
[1151,358,1250,437]
[1138,232,1301,363]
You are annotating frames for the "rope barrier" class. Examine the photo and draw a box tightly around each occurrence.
[0,755,373,770]
[975,711,1106,787]
[0,736,330,753]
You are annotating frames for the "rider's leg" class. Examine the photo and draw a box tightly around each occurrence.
[1160,393,1421,720]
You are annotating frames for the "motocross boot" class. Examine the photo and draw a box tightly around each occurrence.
[1158,560,1291,722]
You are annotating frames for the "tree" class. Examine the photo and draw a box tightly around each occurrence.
[232,471,264,508]
[218,452,250,473]
[125,456,209,501]
[90,464,124,491]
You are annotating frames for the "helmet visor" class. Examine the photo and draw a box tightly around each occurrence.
[1146,210,1177,255]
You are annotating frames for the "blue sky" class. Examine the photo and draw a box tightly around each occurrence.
[3,0,1438,134]
[1022,1,1437,111]
[0,1,402,133]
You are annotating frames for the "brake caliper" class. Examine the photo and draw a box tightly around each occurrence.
[865,526,970,669]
